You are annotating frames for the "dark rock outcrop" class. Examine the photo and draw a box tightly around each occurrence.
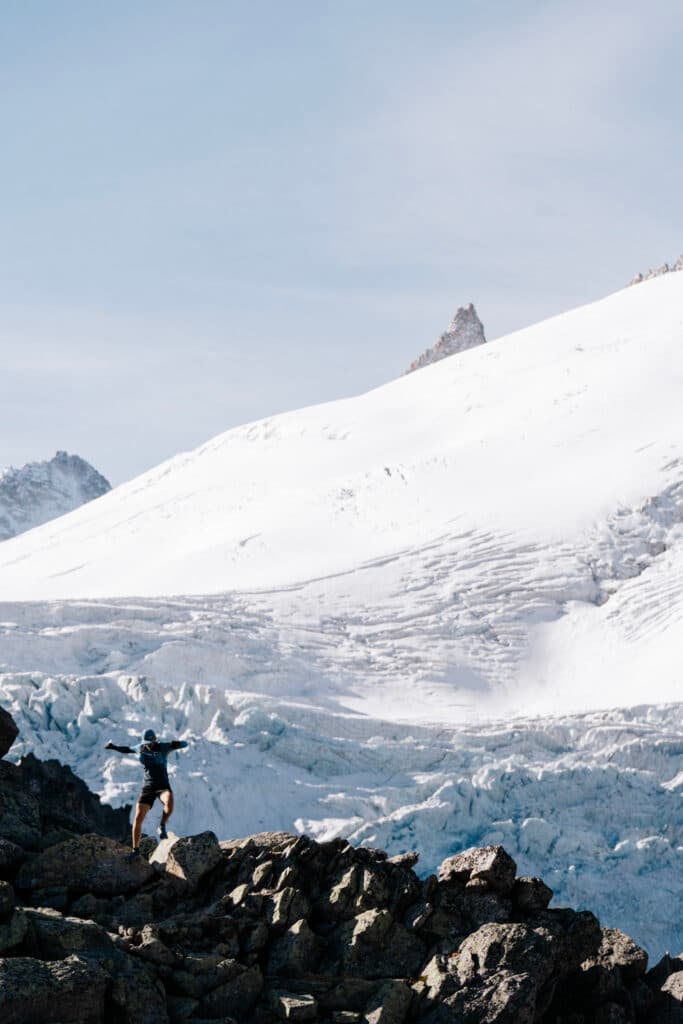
[1,702,682,1023]
[0,709,128,849]
[0,707,18,758]
[406,304,486,373]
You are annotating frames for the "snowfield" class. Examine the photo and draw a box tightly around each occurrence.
[0,273,682,958]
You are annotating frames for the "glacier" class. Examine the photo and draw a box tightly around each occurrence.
[0,272,682,959]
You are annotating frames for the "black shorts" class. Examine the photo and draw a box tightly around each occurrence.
[138,784,172,808]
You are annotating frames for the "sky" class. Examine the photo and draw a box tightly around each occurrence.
[0,0,681,484]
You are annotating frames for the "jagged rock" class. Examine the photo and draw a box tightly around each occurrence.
[275,992,318,1020]
[0,707,18,757]
[653,971,683,1022]
[268,918,322,975]
[438,846,517,895]
[197,962,263,1017]
[647,954,683,991]
[165,831,222,888]
[456,922,555,988]
[588,926,648,981]
[319,978,377,1012]
[0,881,15,919]
[0,838,25,876]
[0,953,108,1023]
[15,754,130,841]
[0,748,677,1024]
[454,969,539,1023]
[388,852,419,869]
[267,886,311,930]
[512,876,553,914]
[108,954,170,1024]
[0,908,28,953]
[0,766,42,847]
[340,908,426,979]
[362,979,412,1023]
[16,833,155,896]
[407,304,486,373]
[22,907,116,962]
[0,751,128,851]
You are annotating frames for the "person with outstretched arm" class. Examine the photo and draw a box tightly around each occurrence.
[106,728,188,855]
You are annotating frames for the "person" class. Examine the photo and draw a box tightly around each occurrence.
[105,729,188,855]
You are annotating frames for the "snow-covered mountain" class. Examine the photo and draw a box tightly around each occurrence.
[0,450,110,541]
[406,302,486,372]
[0,273,682,958]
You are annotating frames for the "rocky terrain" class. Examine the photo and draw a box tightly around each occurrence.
[627,255,683,287]
[406,304,486,373]
[0,450,110,541]
[1,707,682,1023]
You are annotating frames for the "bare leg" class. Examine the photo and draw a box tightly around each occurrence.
[132,801,151,849]
[159,789,174,828]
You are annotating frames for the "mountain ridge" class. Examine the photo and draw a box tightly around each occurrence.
[0,450,110,542]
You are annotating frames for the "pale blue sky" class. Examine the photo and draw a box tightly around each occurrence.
[1,1,681,483]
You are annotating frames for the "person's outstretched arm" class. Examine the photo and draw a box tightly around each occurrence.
[162,740,188,753]
[105,741,136,754]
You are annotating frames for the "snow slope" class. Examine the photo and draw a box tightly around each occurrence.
[0,274,682,957]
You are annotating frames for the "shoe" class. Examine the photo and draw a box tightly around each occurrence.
[158,823,168,841]
[126,848,140,862]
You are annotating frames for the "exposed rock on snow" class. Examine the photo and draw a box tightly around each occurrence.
[406,302,486,372]
[1,705,681,1024]
[627,253,683,286]
[0,450,110,542]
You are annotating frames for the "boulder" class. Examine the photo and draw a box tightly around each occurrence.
[512,877,553,915]
[0,706,18,758]
[587,927,648,981]
[456,923,554,989]
[275,992,318,1020]
[341,908,426,979]
[108,953,170,1024]
[0,908,28,953]
[0,838,25,875]
[16,833,155,896]
[0,954,108,1024]
[0,880,15,919]
[22,907,117,962]
[453,969,539,1023]
[16,753,130,840]
[661,970,683,1001]
[362,979,412,1023]
[268,917,322,975]
[197,962,263,1018]
[267,886,311,930]
[0,772,42,847]
[165,831,222,888]
[438,846,517,895]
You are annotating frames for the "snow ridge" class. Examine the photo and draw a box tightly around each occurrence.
[0,451,111,542]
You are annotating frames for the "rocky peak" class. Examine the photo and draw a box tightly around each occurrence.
[0,450,111,542]
[406,303,486,374]
[627,254,683,287]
